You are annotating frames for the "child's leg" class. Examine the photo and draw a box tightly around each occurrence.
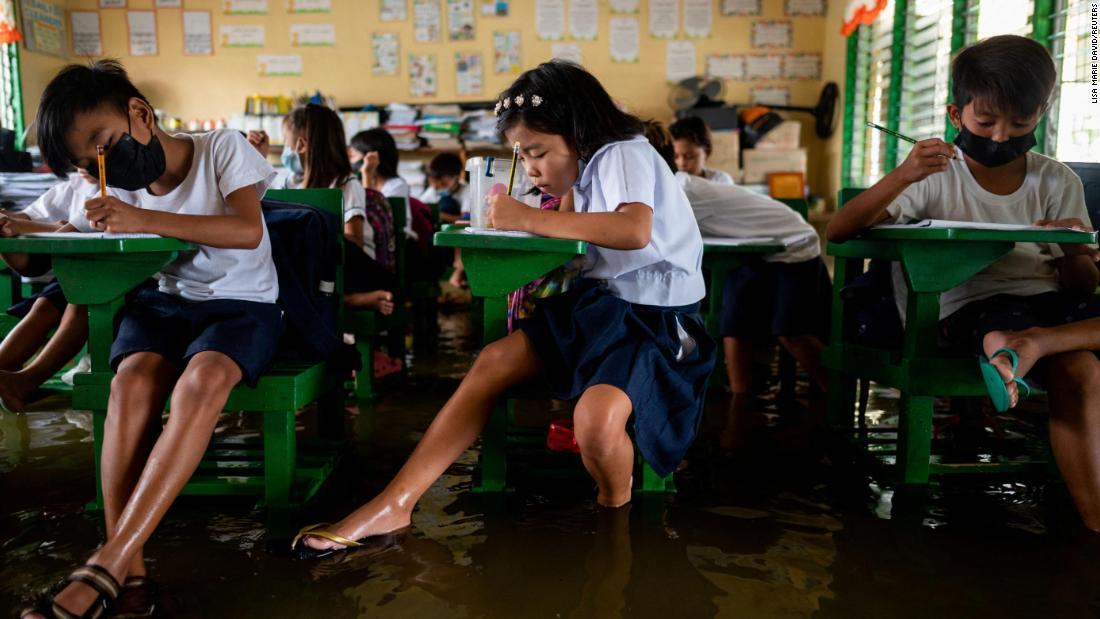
[573,384,635,507]
[46,351,239,616]
[0,297,62,371]
[100,352,178,581]
[721,336,755,450]
[301,330,542,550]
[776,335,828,391]
[984,318,1100,406]
[0,303,86,412]
[1043,350,1100,531]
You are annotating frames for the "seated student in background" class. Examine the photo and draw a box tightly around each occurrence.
[826,35,1100,532]
[419,152,469,223]
[0,171,104,411]
[271,104,395,315]
[668,116,735,185]
[21,59,282,619]
[646,120,829,447]
[350,128,416,241]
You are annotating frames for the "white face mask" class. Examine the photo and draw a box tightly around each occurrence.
[281,148,304,175]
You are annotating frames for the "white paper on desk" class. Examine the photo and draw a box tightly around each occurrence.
[702,236,779,246]
[876,220,1085,233]
[22,232,162,239]
[464,227,537,238]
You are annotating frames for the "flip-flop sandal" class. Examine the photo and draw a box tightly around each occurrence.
[290,522,408,560]
[979,347,1033,413]
[113,576,158,619]
[22,563,121,619]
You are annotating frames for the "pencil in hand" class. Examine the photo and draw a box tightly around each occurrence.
[96,145,107,198]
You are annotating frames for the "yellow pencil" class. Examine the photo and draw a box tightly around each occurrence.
[96,145,107,198]
[505,141,520,195]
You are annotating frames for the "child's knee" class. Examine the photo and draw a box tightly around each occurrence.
[176,356,239,400]
[573,400,629,460]
[29,297,62,321]
[470,335,532,382]
[1047,351,1100,401]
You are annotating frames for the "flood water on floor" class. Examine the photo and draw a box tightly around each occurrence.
[2,309,1100,618]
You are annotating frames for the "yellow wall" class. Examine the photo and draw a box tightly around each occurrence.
[19,47,69,136]
[25,0,842,195]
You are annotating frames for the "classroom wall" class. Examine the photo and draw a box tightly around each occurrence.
[19,47,69,137]
[21,0,840,197]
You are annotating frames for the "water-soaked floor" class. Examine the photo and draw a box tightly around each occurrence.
[3,309,1100,618]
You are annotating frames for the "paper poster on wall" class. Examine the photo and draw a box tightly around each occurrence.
[569,0,598,40]
[70,11,102,56]
[492,30,521,73]
[127,11,157,56]
[785,0,825,16]
[535,0,565,41]
[744,54,782,79]
[409,53,437,96]
[609,17,639,62]
[372,32,399,75]
[706,54,744,80]
[682,0,711,38]
[288,0,331,13]
[100,0,126,7]
[751,20,791,48]
[156,0,182,7]
[610,0,639,13]
[784,53,821,79]
[720,0,760,16]
[290,24,335,46]
[183,11,213,55]
[751,86,789,106]
[666,40,695,83]
[649,0,678,38]
[257,53,302,76]
[224,0,268,15]
[381,0,407,21]
[413,0,441,42]
[455,53,483,95]
[220,25,264,47]
[21,0,66,58]
[481,1,508,16]
[447,0,475,40]
[551,42,581,64]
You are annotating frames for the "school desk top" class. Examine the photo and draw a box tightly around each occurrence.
[434,227,587,299]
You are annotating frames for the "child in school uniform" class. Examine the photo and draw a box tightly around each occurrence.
[827,35,1100,531]
[669,116,735,185]
[0,172,104,411]
[272,104,396,315]
[419,152,469,223]
[646,120,830,447]
[292,60,716,557]
[21,59,282,618]
[350,128,416,241]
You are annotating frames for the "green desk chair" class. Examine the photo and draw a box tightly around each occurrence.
[76,188,350,510]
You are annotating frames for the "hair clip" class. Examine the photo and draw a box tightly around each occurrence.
[514,94,525,107]
[494,100,503,116]
[502,98,511,109]
[531,95,543,107]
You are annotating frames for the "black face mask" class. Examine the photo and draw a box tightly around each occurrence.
[953,125,1036,168]
[85,116,167,191]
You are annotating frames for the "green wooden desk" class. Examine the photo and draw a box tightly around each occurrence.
[825,224,1098,483]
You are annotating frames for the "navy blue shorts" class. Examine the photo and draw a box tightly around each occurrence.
[110,285,284,387]
[6,279,67,318]
[940,291,1100,355]
[719,257,831,339]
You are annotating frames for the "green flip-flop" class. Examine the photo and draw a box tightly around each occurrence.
[979,347,1033,413]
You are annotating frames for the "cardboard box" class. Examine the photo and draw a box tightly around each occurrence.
[755,120,802,150]
[741,148,807,184]
[706,129,740,181]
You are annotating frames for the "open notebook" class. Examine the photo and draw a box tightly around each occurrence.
[21,232,162,239]
[875,219,1086,233]
[462,227,538,238]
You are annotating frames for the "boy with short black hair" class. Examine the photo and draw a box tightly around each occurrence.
[420,152,468,223]
[21,59,280,618]
[827,35,1100,531]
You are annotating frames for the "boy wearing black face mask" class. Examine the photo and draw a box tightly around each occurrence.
[827,36,1100,533]
[18,59,280,618]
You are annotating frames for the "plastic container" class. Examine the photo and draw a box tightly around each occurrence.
[465,155,539,228]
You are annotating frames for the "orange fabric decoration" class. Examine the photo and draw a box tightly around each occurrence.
[841,0,889,37]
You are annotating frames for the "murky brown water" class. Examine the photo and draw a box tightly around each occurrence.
[3,310,1100,618]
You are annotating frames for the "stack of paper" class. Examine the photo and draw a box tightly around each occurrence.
[461,110,501,149]
[0,172,65,210]
[398,160,427,196]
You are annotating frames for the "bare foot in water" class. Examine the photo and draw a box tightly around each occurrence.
[346,290,395,315]
[300,498,412,551]
[983,327,1045,409]
[0,370,37,412]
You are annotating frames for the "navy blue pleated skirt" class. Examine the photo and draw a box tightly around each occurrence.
[516,280,716,477]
